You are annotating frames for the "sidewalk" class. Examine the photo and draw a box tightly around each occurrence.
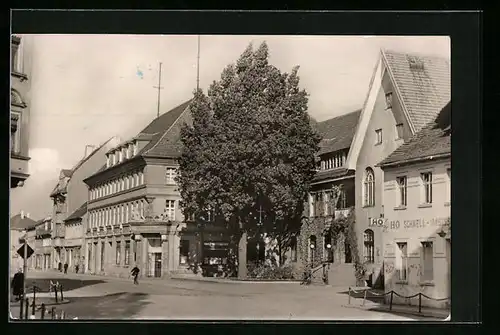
[170,274,301,284]
[342,298,450,320]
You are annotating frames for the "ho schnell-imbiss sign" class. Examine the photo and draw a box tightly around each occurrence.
[368,217,385,228]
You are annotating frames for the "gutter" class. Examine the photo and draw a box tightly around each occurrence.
[377,153,450,169]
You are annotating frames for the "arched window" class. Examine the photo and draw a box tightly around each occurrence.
[363,168,375,207]
[364,229,375,263]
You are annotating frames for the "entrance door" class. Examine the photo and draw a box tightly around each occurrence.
[154,253,162,278]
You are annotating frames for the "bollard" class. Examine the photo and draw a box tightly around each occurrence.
[51,307,56,320]
[40,303,46,320]
[24,298,29,320]
[32,288,36,316]
[389,291,394,311]
[60,285,64,302]
[348,287,351,305]
[418,293,422,313]
[19,297,24,319]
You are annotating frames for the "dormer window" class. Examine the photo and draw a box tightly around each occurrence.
[133,142,138,156]
[385,92,393,109]
[407,55,425,70]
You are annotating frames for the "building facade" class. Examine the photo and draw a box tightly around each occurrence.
[345,50,451,287]
[378,102,451,308]
[299,111,360,285]
[33,217,53,271]
[49,140,120,271]
[10,212,36,273]
[11,35,33,188]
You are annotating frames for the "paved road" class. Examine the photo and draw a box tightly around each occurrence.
[11,271,430,321]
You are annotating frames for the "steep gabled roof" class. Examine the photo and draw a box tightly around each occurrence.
[64,202,87,222]
[10,214,38,231]
[50,137,117,198]
[382,49,450,134]
[377,101,451,168]
[346,49,450,171]
[139,100,192,158]
[316,110,361,155]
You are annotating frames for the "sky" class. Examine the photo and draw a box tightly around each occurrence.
[10,35,450,220]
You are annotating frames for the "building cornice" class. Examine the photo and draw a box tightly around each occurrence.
[84,156,146,186]
[377,153,451,170]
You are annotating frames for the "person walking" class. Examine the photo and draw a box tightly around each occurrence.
[63,263,68,274]
[131,266,140,285]
[11,268,24,301]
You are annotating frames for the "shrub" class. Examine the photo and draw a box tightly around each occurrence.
[247,262,294,280]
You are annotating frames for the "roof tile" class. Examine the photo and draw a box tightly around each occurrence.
[315,110,361,155]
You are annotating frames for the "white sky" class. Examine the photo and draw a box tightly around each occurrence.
[10,35,450,219]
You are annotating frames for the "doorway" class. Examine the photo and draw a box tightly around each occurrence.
[153,253,162,278]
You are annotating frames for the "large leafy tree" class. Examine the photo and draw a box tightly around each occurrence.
[178,42,321,278]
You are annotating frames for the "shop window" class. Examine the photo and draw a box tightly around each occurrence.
[421,241,434,281]
[396,242,408,281]
[179,240,189,265]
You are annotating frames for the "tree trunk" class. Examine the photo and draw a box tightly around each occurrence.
[238,231,248,279]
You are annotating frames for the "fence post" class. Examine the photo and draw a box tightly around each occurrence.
[348,287,351,305]
[51,307,56,320]
[389,291,394,311]
[40,303,46,320]
[32,287,36,316]
[24,298,29,320]
[19,297,24,319]
[60,285,64,301]
[54,284,58,303]
[418,293,422,313]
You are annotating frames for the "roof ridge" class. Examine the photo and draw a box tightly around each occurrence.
[143,101,191,156]
[381,48,450,62]
[318,109,362,125]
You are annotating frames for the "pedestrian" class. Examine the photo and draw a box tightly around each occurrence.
[63,263,68,274]
[75,264,79,274]
[11,268,24,301]
[58,262,62,272]
[131,266,140,285]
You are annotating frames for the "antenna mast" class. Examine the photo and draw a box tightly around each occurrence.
[196,35,201,90]
[153,62,163,118]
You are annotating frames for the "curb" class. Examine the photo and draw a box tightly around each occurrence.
[170,277,302,284]
[341,304,449,320]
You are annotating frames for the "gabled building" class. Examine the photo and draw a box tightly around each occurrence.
[299,110,361,285]
[49,139,120,271]
[83,100,202,278]
[33,217,53,271]
[345,49,450,287]
[11,35,33,188]
[10,211,37,273]
[377,102,451,308]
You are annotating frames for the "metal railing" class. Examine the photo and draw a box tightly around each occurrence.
[347,286,450,314]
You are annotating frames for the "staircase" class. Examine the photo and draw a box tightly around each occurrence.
[326,263,357,287]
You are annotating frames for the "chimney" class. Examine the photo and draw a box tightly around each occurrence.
[84,145,97,158]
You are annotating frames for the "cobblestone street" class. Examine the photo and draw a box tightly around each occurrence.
[10,271,442,320]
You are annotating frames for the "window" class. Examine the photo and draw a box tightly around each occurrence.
[339,188,347,209]
[396,176,407,207]
[421,172,433,204]
[395,123,404,140]
[396,242,408,281]
[363,168,375,207]
[290,236,297,262]
[11,37,20,72]
[313,193,323,217]
[166,168,177,185]
[165,200,175,221]
[10,112,20,153]
[118,150,123,163]
[375,129,382,145]
[124,241,130,265]
[116,241,121,265]
[421,241,434,281]
[179,240,189,265]
[111,153,116,165]
[133,142,138,155]
[363,229,374,263]
[100,242,105,271]
[385,92,393,109]
[106,155,111,168]
[140,171,144,185]
[446,168,451,203]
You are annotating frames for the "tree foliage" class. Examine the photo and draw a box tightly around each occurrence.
[177,42,321,265]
